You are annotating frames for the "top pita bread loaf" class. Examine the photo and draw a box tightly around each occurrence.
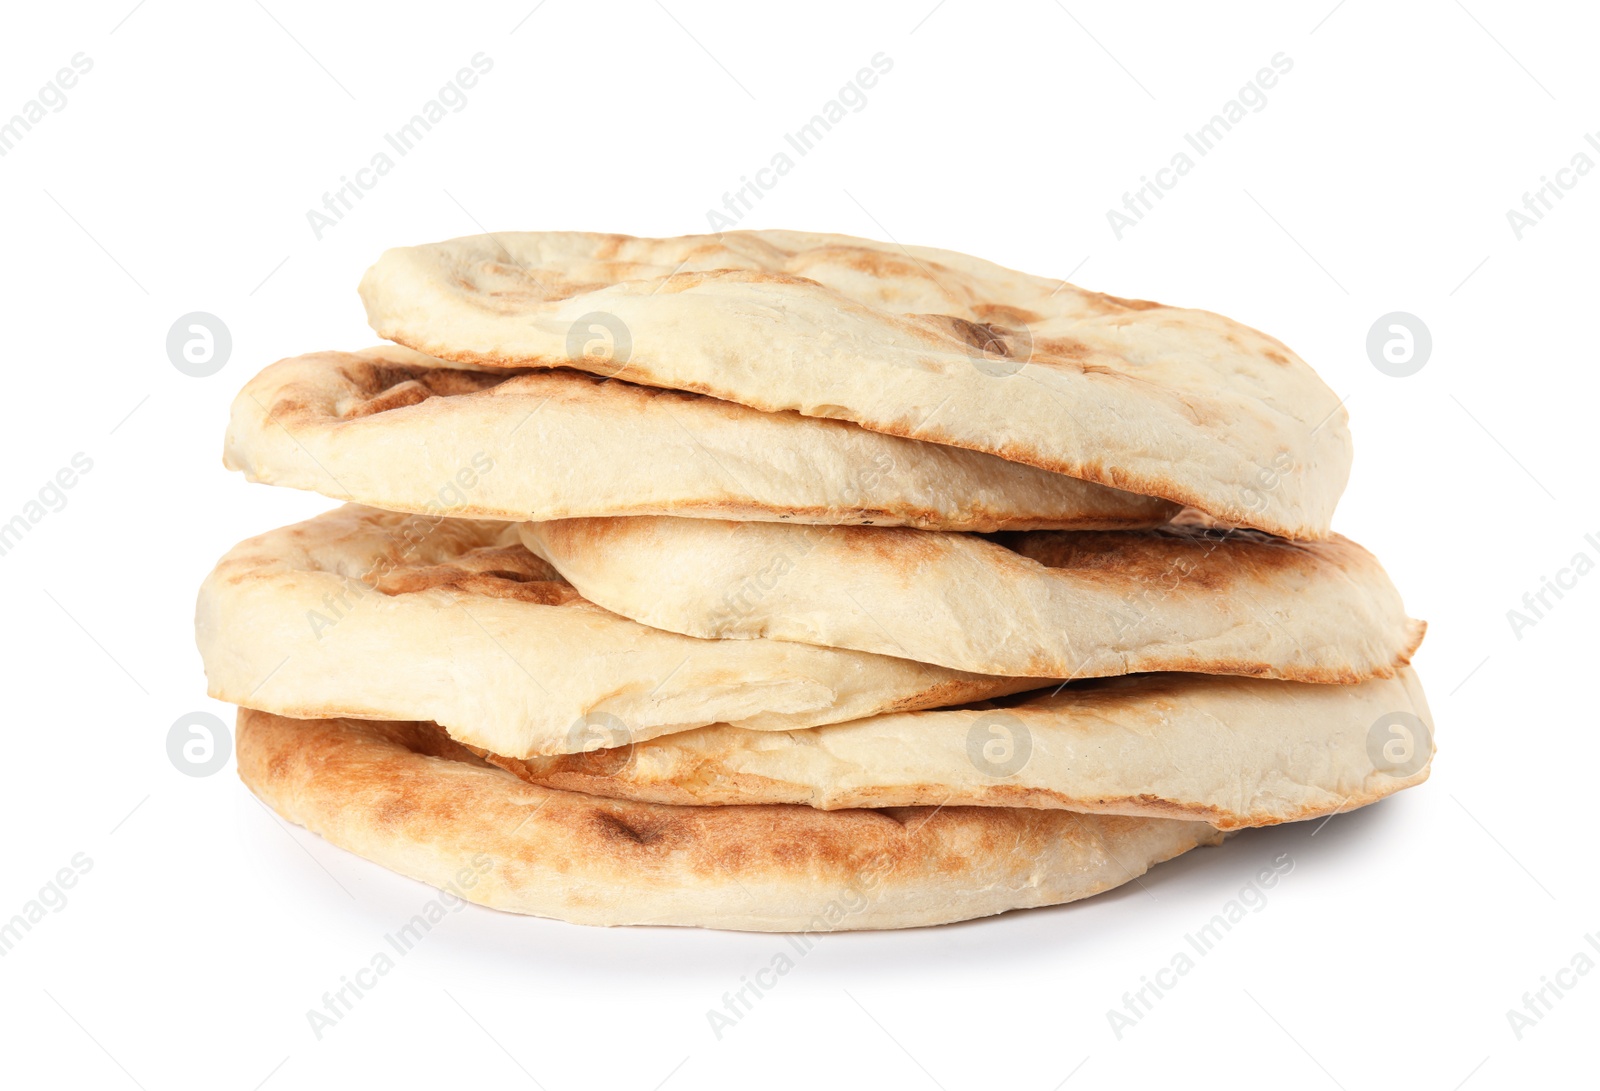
[361,231,1352,538]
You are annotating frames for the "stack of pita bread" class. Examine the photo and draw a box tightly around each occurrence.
[197,231,1433,931]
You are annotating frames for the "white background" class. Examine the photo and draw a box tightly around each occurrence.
[1,1,1594,1088]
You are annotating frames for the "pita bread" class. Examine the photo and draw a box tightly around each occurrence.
[519,512,1424,682]
[196,505,1043,759]
[236,707,1223,930]
[483,669,1435,830]
[360,230,1350,538]
[224,346,1176,531]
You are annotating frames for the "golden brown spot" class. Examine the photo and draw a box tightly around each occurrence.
[375,796,418,826]
[1092,291,1164,312]
[910,314,1023,357]
[346,379,431,417]
[267,396,312,418]
[591,234,632,261]
[371,544,582,606]
[784,245,941,286]
[972,303,1042,326]
[592,811,662,846]
[994,521,1325,595]
[336,363,509,419]
[652,268,824,295]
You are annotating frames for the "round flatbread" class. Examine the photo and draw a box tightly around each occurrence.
[519,512,1425,682]
[224,346,1176,531]
[196,505,1042,759]
[236,707,1223,931]
[482,669,1435,830]
[360,230,1350,537]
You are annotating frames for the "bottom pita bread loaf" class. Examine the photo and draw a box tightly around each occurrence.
[237,708,1222,931]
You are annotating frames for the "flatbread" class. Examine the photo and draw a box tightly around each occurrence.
[360,230,1350,538]
[224,346,1177,531]
[236,707,1223,930]
[482,669,1435,830]
[196,505,1043,759]
[519,512,1424,682]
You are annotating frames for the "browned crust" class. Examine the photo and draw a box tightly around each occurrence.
[237,709,1222,930]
